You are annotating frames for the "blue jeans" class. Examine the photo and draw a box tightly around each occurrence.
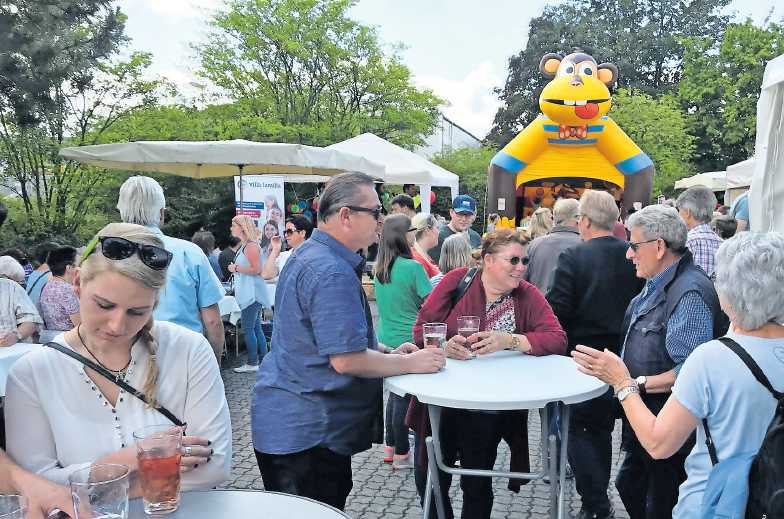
[241,301,267,365]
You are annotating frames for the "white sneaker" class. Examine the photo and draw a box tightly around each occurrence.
[233,363,260,373]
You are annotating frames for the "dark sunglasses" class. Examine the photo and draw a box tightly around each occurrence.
[345,205,383,221]
[498,255,530,266]
[283,229,297,236]
[82,236,173,270]
[628,238,661,253]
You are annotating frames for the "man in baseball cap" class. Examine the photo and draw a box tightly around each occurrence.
[428,194,482,263]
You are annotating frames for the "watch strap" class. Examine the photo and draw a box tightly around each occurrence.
[616,384,640,401]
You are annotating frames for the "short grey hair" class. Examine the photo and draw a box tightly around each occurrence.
[439,233,473,274]
[317,172,375,223]
[676,186,717,224]
[117,176,166,227]
[0,256,25,282]
[714,232,784,329]
[579,190,619,231]
[627,205,688,253]
[553,198,580,225]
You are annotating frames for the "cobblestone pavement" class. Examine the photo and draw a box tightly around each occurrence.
[220,349,631,519]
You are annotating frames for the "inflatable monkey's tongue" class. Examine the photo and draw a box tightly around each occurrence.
[575,103,599,119]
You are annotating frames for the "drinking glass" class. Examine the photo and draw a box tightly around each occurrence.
[0,495,27,519]
[69,464,129,519]
[423,323,447,349]
[133,425,183,515]
[457,316,481,358]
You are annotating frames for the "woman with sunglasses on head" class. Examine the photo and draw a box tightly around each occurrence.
[410,229,567,519]
[4,223,232,490]
[262,215,314,281]
[228,216,272,373]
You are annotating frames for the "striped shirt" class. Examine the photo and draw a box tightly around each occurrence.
[686,224,722,278]
[0,278,42,336]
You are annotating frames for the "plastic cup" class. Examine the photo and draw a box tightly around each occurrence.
[69,464,129,519]
[423,323,447,349]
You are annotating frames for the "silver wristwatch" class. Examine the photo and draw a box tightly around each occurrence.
[616,384,640,402]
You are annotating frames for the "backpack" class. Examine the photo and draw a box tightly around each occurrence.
[700,337,784,519]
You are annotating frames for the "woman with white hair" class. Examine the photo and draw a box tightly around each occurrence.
[0,256,42,346]
[410,213,440,278]
[5,223,232,490]
[572,232,784,518]
[527,207,553,240]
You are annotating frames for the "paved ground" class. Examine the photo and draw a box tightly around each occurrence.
[219,347,632,519]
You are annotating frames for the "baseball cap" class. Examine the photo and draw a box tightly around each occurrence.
[452,195,477,214]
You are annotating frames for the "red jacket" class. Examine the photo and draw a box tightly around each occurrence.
[413,267,567,356]
[412,248,440,278]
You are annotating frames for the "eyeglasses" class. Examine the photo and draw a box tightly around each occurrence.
[407,227,417,233]
[628,238,660,253]
[82,236,173,270]
[498,255,530,266]
[345,205,383,221]
[283,229,298,236]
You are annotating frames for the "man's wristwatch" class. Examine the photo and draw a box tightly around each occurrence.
[636,375,648,395]
[616,384,640,402]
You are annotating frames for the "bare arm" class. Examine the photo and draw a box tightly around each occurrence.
[17,322,37,340]
[240,242,262,275]
[199,304,225,363]
[261,237,282,280]
[643,369,676,394]
[0,451,75,519]
[329,348,445,378]
[618,391,698,459]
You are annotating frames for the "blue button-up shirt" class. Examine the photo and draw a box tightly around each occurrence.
[251,229,382,457]
[625,260,713,375]
[148,226,225,333]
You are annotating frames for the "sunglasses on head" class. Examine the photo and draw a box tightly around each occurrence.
[345,205,383,221]
[498,255,530,266]
[82,236,173,271]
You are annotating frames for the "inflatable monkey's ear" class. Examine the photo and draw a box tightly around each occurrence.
[597,63,619,86]
[539,53,563,79]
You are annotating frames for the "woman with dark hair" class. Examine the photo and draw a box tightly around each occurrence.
[38,246,80,341]
[262,215,314,281]
[374,214,432,469]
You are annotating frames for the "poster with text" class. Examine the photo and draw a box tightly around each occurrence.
[234,175,285,246]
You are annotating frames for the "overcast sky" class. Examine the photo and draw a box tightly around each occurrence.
[117,0,782,139]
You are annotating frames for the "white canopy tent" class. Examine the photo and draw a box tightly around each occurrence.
[750,53,784,232]
[674,171,726,192]
[724,158,755,205]
[328,133,460,214]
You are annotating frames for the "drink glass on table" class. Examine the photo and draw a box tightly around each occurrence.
[69,464,129,519]
[423,323,447,349]
[0,495,27,519]
[133,425,183,516]
[457,316,480,358]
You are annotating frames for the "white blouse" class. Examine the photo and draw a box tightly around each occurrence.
[5,321,232,489]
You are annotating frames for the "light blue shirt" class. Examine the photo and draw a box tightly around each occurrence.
[148,226,225,333]
[671,332,784,518]
[26,270,50,306]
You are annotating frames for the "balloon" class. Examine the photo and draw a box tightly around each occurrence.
[429,191,436,204]
[298,200,307,209]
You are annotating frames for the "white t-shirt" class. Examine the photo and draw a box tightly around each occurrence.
[671,331,784,518]
[276,250,292,274]
[5,321,232,488]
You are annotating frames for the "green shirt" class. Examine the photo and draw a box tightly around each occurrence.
[374,257,432,348]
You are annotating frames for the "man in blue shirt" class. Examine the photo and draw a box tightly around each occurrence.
[117,176,225,361]
[251,172,445,511]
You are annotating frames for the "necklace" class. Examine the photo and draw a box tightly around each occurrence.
[76,325,132,382]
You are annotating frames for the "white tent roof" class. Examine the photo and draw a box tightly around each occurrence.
[327,133,460,193]
[750,54,784,232]
[726,158,755,189]
[674,171,726,191]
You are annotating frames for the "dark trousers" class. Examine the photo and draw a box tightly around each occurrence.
[255,447,353,511]
[413,410,507,519]
[615,445,688,519]
[568,388,616,515]
[385,393,411,455]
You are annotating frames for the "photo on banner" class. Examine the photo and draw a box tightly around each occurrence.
[233,176,286,247]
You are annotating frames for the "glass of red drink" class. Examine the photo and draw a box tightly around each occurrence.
[133,425,183,515]
[457,316,480,358]
[69,464,129,519]
[423,323,447,349]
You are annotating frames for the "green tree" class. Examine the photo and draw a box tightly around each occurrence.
[195,0,442,148]
[610,89,694,198]
[679,20,784,171]
[488,0,730,147]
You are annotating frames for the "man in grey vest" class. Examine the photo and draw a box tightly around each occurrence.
[615,205,727,519]
[524,197,581,293]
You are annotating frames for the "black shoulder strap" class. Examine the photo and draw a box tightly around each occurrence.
[451,267,478,306]
[702,336,784,466]
[44,342,184,428]
[25,270,50,295]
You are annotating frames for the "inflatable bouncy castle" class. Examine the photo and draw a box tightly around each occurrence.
[488,50,654,228]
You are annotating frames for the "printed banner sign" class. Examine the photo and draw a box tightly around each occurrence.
[234,175,285,240]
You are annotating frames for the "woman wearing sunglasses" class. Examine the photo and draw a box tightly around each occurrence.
[228,216,271,373]
[4,223,232,490]
[410,228,567,518]
[261,215,314,281]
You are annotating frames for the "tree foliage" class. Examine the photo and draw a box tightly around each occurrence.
[195,0,442,148]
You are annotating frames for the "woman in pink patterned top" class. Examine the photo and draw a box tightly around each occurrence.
[38,247,80,335]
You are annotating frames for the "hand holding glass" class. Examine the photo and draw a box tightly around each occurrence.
[133,426,182,516]
[457,316,480,358]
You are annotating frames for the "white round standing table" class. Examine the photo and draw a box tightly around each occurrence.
[129,490,351,518]
[385,350,607,519]
[0,343,39,397]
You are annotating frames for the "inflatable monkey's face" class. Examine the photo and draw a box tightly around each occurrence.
[538,52,618,127]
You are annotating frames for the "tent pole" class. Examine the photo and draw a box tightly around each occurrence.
[238,164,245,215]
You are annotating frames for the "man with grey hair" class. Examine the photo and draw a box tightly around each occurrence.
[546,190,643,519]
[613,204,727,518]
[523,198,581,293]
[675,186,722,277]
[117,176,225,360]
[251,172,445,511]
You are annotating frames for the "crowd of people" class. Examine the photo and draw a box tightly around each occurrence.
[0,173,779,519]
